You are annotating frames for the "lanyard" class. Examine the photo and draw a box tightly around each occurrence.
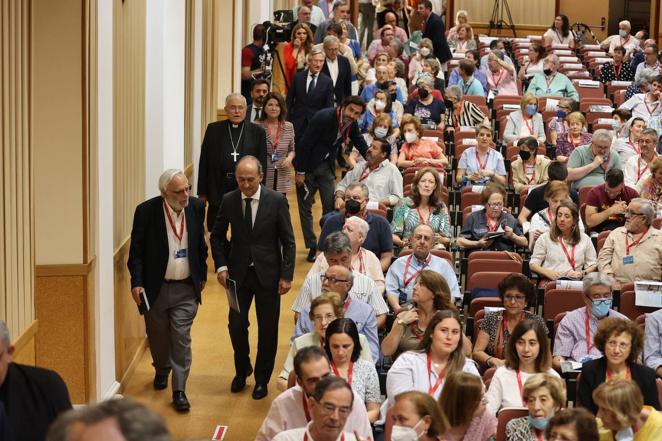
[302,392,311,422]
[487,216,500,232]
[546,208,555,225]
[606,366,631,382]
[462,79,474,94]
[644,98,659,117]
[535,428,544,441]
[267,121,283,154]
[475,149,488,170]
[569,134,582,148]
[494,313,523,358]
[427,352,448,396]
[559,237,576,271]
[403,254,431,287]
[336,107,350,142]
[524,118,535,135]
[164,201,185,244]
[637,157,650,180]
[358,164,376,182]
[523,161,536,184]
[625,228,648,255]
[355,250,365,274]
[331,361,354,385]
[545,74,556,90]
[417,207,431,225]
[585,309,595,354]
[515,370,526,406]
[411,322,425,340]
[613,62,623,79]
[628,137,641,155]
[491,70,505,88]
[342,296,352,312]
[555,30,563,43]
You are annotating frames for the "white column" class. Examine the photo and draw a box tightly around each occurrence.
[192,0,203,184]
[145,0,186,198]
[246,0,272,42]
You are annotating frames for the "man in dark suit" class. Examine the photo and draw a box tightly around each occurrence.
[286,47,335,146]
[246,79,269,123]
[320,35,351,106]
[0,320,71,441]
[417,0,452,64]
[294,96,369,262]
[197,93,268,230]
[127,169,208,412]
[211,156,296,400]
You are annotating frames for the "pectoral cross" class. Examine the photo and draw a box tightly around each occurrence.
[231,151,239,162]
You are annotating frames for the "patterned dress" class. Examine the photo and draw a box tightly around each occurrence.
[258,120,295,193]
[391,197,452,241]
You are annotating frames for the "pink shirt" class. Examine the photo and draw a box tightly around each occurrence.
[401,138,444,160]
[486,68,519,96]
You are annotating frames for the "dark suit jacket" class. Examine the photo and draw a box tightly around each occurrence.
[0,363,72,441]
[197,120,267,206]
[578,357,661,414]
[423,12,452,64]
[210,186,296,289]
[322,55,352,106]
[127,196,208,305]
[286,69,335,138]
[294,107,369,173]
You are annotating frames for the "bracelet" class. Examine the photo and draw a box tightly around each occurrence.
[486,356,493,367]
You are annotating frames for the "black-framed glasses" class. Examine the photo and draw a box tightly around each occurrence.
[170,185,192,195]
[320,275,350,284]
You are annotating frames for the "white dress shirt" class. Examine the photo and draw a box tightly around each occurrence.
[163,201,191,280]
[273,424,354,441]
[326,57,339,85]
[216,186,261,273]
[306,72,318,91]
[485,367,560,415]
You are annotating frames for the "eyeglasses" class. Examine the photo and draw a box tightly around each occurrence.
[313,313,336,323]
[486,202,503,208]
[320,275,350,284]
[170,185,192,195]
[606,340,631,350]
[317,401,352,417]
[624,210,645,218]
[504,295,526,303]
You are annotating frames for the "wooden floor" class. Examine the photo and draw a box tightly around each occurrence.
[122,188,321,441]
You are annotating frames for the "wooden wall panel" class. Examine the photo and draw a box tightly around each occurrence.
[202,0,218,129]
[184,0,194,168]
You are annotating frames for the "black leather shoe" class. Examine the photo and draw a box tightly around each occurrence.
[230,366,253,393]
[306,248,317,263]
[153,374,168,390]
[252,383,268,400]
[172,391,190,412]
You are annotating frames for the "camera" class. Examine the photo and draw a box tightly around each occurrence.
[263,10,294,47]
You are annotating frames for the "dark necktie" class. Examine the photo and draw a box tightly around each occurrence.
[307,74,316,95]
[244,198,253,233]
[254,107,261,120]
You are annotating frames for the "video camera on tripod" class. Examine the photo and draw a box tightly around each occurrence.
[260,10,295,88]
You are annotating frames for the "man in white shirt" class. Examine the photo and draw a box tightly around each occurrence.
[624,128,659,188]
[256,347,371,441]
[247,79,269,122]
[293,0,325,27]
[634,43,660,83]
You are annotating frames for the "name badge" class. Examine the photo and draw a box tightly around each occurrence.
[623,255,634,265]
[175,249,187,259]
[271,153,279,162]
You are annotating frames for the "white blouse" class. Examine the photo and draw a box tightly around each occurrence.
[530,232,597,273]
[485,366,561,415]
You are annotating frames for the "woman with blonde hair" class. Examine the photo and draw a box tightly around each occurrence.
[448,24,477,53]
[636,156,662,206]
[504,93,546,145]
[391,391,449,440]
[555,111,592,163]
[446,10,469,41]
[439,372,496,441]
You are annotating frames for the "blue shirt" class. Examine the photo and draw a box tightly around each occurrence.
[457,76,485,96]
[457,147,507,185]
[318,212,393,257]
[385,254,461,302]
[361,83,405,104]
[448,67,488,90]
[294,295,380,361]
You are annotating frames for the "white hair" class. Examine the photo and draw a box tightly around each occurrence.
[619,20,631,31]
[224,93,246,107]
[346,216,370,239]
[158,169,186,194]
[323,35,339,48]
[592,129,613,144]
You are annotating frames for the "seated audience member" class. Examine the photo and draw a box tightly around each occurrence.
[46,398,169,441]
[479,39,515,71]
[624,128,659,188]
[485,320,561,415]
[455,125,507,186]
[358,89,399,135]
[504,94,546,145]
[607,20,640,57]
[363,51,390,86]
[341,216,385,292]
[324,320,380,424]
[408,38,436,84]
[512,137,551,193]
[518,161,580,224]
[552,273,628,370]
[387,61,408,105]
[624,69,654,102]
[391,168,452,250]
[0,320,72,441]
[636,157,662,205]
[438,372,496,441]
[548,98,576,146]
[473,274,546,369]
[645,309,662,378]
[530,201,597,280]
[634,43,660,83]
[543,14,575,49]
[457,183,528,251]
[386,311,480,405]
[555,111,592,163]
[578,318,660,414]
[391,391,449,441]
[528,181,584,247]
[619,75,662,126]
[506,374,566,440]
[585,169,639,233]
[600,46,635,83]
[421,58,446,95]
[272,376,358,441]
[314,1,357,43]
[278,293,373,391]
[567,129,621,191]
[594,380,662,441]
[527,54,579,100]
[456,59,485,97]
[382,270,470,359]
[404,75,447,130]
[355,112,398,165]
[387,37,410,67]
[366,24,396,63]
[320,184,393,272]
[485,50,518,97]
[383,80,406,121]
[336,140,402,208]
[612,108,633,139]
[613,117,646,164]
[448,50,488,90]
[597,199,662,285]
[444,85,489,131]
[448,24,476,53]
[362,63,404,103]
[293,232,388,331]
[373,11,407,44]
[544,408,600,441]
[397,115,448,168]
[518,42,546,81]
[447,9,469,41]
[386,225,460,313]
[258,347,372,441]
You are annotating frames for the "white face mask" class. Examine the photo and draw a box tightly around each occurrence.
[374,127,388,139]
[374,100,386,111]
[404,132,418,143]
[391,420,423,441]
[420,47,431,57]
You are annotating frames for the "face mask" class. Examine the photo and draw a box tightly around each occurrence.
[543,68,553,76]
[375,81,382,90]
[391,420,423,441]
[615,426,634,441]
[556,110,567,119]
[345,199,361,215]
[619,29,628,38]
[527,416,551,431]
[420,47,431,57]
[612,120,621,130]
[418,87,430,99]
[591,298,612,318]
[390,92,398,102]
[374,100,386,111]
[519,150,532,161]
[374,127,388,139]
[525,104,537,116]
[404,132,418,144]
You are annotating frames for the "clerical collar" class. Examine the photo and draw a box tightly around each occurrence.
[231,122,244,129]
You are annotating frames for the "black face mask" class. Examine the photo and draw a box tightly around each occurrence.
[345,199,361,215]
[519,150,532,161]
[389,92,398,102]
[543,68,553,76]
[418,87,430,99]
[375,81,383,89]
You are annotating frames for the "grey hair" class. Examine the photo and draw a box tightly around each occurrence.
[323,35,339,48]
[592,129,613,144]
[631,198,654,226]
[390,39,404,55]
[416,72,435,87]
[424,57,441,74]
[546,54,560,66]
[224,93,246,107]
[308,47,324,60]
[346,182,370,199]
[236,155,263,175]
[445,85,463,101]
[491,49,505,61]
[346,216,370,238]
[641,127,659,140]
[582,272,615,296]
[323,231,352,254]
[0,321,10,348]
[636,69,655,87]
[158,169,186,194]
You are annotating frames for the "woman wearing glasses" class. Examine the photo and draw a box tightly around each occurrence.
[473,274,546,369]
[577,317,660,414]
[455,125,506,186]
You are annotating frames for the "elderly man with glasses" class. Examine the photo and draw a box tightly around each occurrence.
[552,273,628,370]
[597,198,662,286]
[567,129,622,191]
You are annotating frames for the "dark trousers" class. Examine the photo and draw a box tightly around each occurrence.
[297,161,336,249]
[207,204,219,232]
[228,267,280,384]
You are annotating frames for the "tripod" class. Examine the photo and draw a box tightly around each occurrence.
[488,0,516,37]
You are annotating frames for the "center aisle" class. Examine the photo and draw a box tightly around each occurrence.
[122,187,322,440]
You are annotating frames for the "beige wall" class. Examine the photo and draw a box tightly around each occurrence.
[457,0,553,28]
[216,0,236,105]
[559,1,609,41]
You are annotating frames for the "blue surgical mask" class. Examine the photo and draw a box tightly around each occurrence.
[619,30,628,38]
[525,104,537,116]
[615,426,634,441]
[527,415,551,431]
[612,120,621,130]
[556,110,567,119]
[591,299,612,318]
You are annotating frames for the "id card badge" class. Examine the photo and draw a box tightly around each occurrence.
[545,88,552,94]
[175,249,187,259]
[271,153,279,162]
[623,255,634,265]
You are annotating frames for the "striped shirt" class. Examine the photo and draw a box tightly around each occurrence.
[257,120,295,193]
[446,101,486,128]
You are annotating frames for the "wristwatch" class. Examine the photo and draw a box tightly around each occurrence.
[396,318,405,326]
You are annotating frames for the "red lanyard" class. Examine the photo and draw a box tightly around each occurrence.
[546,208,555,224]
[403,254,432,287]
[427,352,448,396]
[417,207,431,225]
[331,361,354,385]
[637,158,650,180]
[358,164,376,182]
[475,149,488,170]
[411,323,425,340]
[534,428,544,441]
[515,370,526,406]
[644,98,659,117]
[487,216,499,232]
[342,297,352,312]
[336,107,350,142]
[628,137,641,155]
[524,118,535,135]
[613,63,623,79]
[302,392,311,422]
[355,250,365,274]
[559,237,576,271]
[164,201,185,243]
[495,314,523,358]
[625,228,648,255]
[491,70,505,88]
[569,134,582,148]
[585,309,595,354]
[523,161,536,184]
[606,366,632,382]
[267,121,283,153]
